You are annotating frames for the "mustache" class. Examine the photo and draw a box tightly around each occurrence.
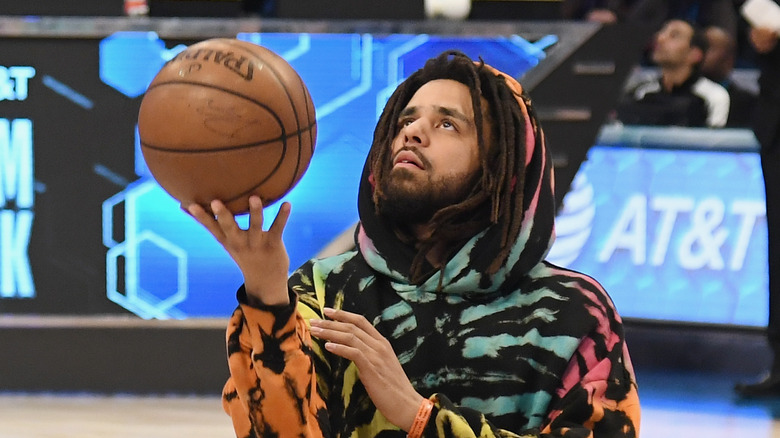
[392,146,432,169]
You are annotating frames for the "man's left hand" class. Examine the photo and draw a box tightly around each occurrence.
[309,308,425,432]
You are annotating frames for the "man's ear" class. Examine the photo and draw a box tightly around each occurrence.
[689,46,704,66]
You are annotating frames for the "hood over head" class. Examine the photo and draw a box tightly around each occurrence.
[356,51,556,295]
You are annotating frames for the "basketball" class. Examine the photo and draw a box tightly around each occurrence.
[137,38,316,214]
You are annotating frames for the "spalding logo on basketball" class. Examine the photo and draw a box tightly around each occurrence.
[138,38,316,214]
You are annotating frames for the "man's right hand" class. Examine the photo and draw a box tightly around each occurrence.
[187,195,292,306]
[750,27,779,54]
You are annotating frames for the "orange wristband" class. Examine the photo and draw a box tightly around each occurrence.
[407,398,434,438]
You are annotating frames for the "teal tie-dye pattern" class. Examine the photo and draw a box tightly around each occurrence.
[462,329,580,359]
[358,275,375,292]
[420,367,525,388]
[394,288,438,303]
[377,300,414,321]
[360,242,408,282]
[373,286,418,338]
[525,358,557,377]
[314,250,356,276]
[461,392,552,427]
[396,335,426,364]
[419,232,484,293]
[459,288,567,325]
[519,308,559,325]
[391,315,417,338]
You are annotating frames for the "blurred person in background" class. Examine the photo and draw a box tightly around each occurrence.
[560,0,638,23]
[627,0,738,40]
[700,25,758,128]
[616,19,731,127]
[734,4,780,399]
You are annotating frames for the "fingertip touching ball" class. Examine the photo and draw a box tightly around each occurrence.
[138,38,316,214]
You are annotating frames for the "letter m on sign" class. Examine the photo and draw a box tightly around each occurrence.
[0,119,33,209]
[0,118,35,298]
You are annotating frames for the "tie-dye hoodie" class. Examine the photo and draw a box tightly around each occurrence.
[222,66,640,438]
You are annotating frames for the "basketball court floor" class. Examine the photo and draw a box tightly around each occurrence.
[1,369,779,437]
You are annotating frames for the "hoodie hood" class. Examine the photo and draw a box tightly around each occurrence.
[356,62,556,296]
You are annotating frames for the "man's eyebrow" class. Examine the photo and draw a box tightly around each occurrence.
[437,106,472,124]
[399,105,472,124]
[399,106,417,118]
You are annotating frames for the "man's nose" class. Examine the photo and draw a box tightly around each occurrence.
[403,120,429,147]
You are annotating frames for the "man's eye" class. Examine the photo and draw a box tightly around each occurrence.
[441,120,455,129]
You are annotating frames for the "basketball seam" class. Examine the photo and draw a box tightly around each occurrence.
[144,79,286,129]
[220,131,313,205]
[224,39,313,195]
[140,121,316,153]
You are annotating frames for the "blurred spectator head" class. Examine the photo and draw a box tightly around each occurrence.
[701,26,736,82]
[651,19,708,70]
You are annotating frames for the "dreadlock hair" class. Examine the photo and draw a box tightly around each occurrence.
[368,50,531,284]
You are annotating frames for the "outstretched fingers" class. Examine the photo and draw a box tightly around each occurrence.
[186,201,227,242]
[186,196,292,306]
[212,200,243,240]
[267,201,292,241]
[247,195,265,231]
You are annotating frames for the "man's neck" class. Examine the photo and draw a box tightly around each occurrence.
[410,223,449,268]
[410,223,431,242]
[660,65,695,91]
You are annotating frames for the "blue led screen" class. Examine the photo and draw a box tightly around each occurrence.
[548,133,767,327]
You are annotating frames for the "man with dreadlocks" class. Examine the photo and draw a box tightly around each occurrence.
[188,50,640,437]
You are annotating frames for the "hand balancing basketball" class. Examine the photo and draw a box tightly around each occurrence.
[137,38,316,214]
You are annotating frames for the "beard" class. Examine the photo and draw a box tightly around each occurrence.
[377,166,478,225]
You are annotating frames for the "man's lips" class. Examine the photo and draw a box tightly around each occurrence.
[393,150,425,169]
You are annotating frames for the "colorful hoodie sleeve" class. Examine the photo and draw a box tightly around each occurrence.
[221,286,330,438]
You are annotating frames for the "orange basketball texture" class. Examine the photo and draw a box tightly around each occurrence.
[138,38,316,214]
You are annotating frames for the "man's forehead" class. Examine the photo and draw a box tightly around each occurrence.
[663,20,693,36]
[406,80,475,111]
